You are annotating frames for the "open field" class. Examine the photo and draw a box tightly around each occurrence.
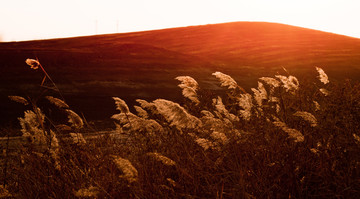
[0,20,360,196]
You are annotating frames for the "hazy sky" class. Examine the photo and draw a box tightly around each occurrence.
[1,0,359,42]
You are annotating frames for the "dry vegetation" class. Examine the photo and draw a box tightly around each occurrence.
[1,59,360,198]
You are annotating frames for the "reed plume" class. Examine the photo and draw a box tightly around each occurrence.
[236,93,253,121]
[74,186,100,198]
[45,96,69,109]
[153,99,202,129]
[273,121,305,142]
[315,67,329,84]
[113,97,130,113]
[111,155,138,183]
[293,111,318,127]
[213,96,239,122]
[69,133,86,144]
[146,152,176,166]
[8,95,29,105]
[251,81,268,106]
[212,71,238,90]
[175,76,200,104]
[66,109,84,129]
[275,75,299,93]
[25,58,40,70]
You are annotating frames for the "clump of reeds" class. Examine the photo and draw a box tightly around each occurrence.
[4,64,360,198]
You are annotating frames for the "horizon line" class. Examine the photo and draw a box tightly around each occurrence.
[1,21,359,43]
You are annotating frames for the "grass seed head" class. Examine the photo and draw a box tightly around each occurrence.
[236,93,253,121]
[275,75,299,93]
[134,105,149,119]
[293,111,318,127]
[195,138,214,151]
[69,133,86,144]
[113,97,130,114]
[74,186,100,198]
[319,88,330,96]
[273,121,305,142]
[8,95,29,105]
[66,109,84,129]
[146,152,176,166]
[45,96,69,109]
[111,155,138,183]
[176,76,200,104]
[153,99,202,129]
[316,67,329,84]
[251,81,268,106]
[25,58,40,70]
[212,71,238,89]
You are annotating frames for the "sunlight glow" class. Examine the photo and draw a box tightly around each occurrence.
[0,0,359,42]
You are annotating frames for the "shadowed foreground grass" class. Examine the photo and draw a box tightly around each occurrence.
[1,66,360,198]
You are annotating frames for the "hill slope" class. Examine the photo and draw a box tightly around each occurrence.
[1,22,360,126]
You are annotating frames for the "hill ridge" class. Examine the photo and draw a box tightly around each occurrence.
[1,21,360,126]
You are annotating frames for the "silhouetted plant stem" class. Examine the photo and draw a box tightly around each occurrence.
[3,134,10,187]
[36,57,65,101]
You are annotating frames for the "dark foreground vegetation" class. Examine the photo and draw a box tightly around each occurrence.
[1,59,359,198]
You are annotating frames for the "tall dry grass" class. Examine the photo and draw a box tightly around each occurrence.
[1,59,360,198]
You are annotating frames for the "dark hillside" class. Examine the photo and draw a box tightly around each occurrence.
[1,22,360,126]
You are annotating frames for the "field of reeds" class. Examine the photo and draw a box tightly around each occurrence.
[1,59,360,198]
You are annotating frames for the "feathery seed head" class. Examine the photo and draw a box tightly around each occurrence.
[251,81,268,106]
[45,96,69,109]
[175,76,199,90]
[210,131,229,145]
[310,148,320,154]
[19,108,44,132]
[212,71,238,89]
[175,76,200,104]
[201,110,215,118]
[113,97,130,113]
[315,67,329,84]
[153,99,202,129]
[136,99,159,115]
[275,75,299,93]
[276,104,281,113]
[259,77,281,88]
[236,93,253,121]
[111,155,138,183]
[146,152,176,166]
[74,186,100,198]
[134,105,149,119]
[293,111,318,127]
[319,88,330,96]
[273,121,304,142]
[181,87,200,104]
[112,112,164,133]
[313,101,321,111]
[353,134,360,144]
[8,95,29,105]
[69,133,86,144]
[18,108,47,144]
[195,138,214,151]
[25,58,40,70]
[213,96,239,122]
[66,109,83,129]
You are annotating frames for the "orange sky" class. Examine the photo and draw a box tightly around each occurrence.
[1,0,359,42]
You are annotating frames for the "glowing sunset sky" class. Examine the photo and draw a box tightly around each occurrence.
[0,0,359,42]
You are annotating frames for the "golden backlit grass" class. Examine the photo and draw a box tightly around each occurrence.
[1,62,360,198]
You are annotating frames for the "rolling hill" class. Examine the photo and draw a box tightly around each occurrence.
[1,21,360,127]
